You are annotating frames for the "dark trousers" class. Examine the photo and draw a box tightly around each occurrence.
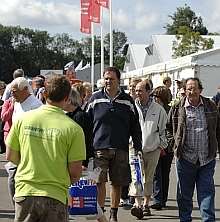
[121,164,131,200]
[152,152,174,206]
[121,186,129,200]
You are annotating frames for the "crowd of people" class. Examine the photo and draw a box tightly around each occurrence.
[0,65,219,222]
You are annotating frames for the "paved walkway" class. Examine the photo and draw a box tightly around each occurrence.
[0,154,220,221]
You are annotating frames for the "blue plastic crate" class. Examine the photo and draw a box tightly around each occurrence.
[68,179,98,215]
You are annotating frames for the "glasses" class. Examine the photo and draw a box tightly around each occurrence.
[186,88,199,93]
[129,84,136,88]
[104,78,116,81]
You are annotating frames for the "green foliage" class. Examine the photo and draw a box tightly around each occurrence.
[172,26,214,58]
[0,25,16,83]
[0,24,127,82]
[114,55,126,71]
[104,30,127,55]
[166,5,214,58]
[165,4,208,35]
[80,35,102,64]
[104,30,127,70]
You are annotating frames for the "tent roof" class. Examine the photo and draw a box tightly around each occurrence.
[151,34,220,62]
[129,43,147,69]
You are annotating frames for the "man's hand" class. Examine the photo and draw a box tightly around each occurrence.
[68,161,82,184]
[159,147,166,157]
[135,150,143,159]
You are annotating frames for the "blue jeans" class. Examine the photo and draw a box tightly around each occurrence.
[176,158,215,222]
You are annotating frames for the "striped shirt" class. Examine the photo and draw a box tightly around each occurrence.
[182,98,211,166]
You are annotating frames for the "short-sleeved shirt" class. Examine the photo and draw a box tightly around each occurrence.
[6,105,86,204]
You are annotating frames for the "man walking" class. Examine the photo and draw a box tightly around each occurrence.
[167,77,220,222]
[86,67,142,222]
[6,75,86,222]
[130,80,167,219]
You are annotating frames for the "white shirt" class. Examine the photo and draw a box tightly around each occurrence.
[2,83,12,101]
[12,95,42,122]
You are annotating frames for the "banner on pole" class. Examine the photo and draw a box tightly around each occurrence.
[97,0,109,8]
[80,0,91,34]
[89,0,100,23]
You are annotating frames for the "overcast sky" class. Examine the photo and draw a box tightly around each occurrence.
[0,0,220,44]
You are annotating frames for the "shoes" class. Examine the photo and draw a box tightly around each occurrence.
[119,199,132,209]
[119,198,125,207]
[129,196,135,205]
[142,205,151,216]
[150,203,162,210]
[130,206,144,219]
[109,209,118,222]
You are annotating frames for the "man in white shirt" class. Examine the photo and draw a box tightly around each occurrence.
[131,80,167,219]
[7,77,42,205]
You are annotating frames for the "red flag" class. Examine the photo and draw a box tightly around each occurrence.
[89,0,100,23]
[80,0,91,34]
[97,0,109,8]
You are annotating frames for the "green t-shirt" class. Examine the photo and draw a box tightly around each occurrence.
[6,105,86,204]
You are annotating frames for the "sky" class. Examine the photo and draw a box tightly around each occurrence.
[0,0,220,44]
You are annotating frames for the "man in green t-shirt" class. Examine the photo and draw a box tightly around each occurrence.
[6,75,86,222]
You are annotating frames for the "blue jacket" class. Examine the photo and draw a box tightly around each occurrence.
[86,88,142,152]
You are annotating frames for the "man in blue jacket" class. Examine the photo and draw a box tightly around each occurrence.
[86,67,142,222]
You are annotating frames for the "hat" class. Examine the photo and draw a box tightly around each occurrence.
[64,61,75,71]
[175,78,185,83]
[175,79,182,83]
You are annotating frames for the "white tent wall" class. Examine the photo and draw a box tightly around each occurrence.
[122,48,220,98]
[197,66,220,98]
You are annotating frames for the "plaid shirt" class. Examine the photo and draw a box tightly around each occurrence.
[167,96,220,162]
[183,98,210,166]
[136,97,153,120]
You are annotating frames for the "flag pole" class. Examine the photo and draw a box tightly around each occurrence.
[91,22,95,92]
[109,0,113,66]
[100,7,104,79]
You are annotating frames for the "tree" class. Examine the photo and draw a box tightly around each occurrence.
[0,25,68,81]
[172,26,214,58]
[164,5,214,58]
[0,23,128,81]
[0,25,17,83]
[12,27,56,76]
[165,4,208,35]
[104,30,127,70]
[80,35,102,65]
